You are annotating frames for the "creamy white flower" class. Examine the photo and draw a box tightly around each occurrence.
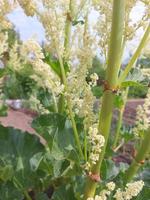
[20,39,44,61]
[124,180,144,199]
[95,195,103,200]
[17,0,37,16]
[114,180,144,200]
[0,32,8,58]
[106,182,116,191]
[0,0,15,29]
[141,68,150,78]
[114,188,124,200]
[133,88,150,137]
[87,198,94,200]
[86,124,105,169]
[90,73,99,87]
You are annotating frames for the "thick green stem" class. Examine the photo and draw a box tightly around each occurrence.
[118,24,150,84]
[124,128,150,183]
[84,0,125,198]
[113,88,128,149]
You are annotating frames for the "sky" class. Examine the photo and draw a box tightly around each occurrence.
[7,2,147,61]
[8,7,45,42]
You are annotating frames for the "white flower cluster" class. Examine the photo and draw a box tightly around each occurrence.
[87,180,144,200]
[141,68,150,78]
[38,1,68,57]
[0,0,15,30]
[133,88,150,137]
[87,181,116,200]
[0,0,15,61]
[20,38,44,61]
[106,181,116,191]
[17,0,37,16]
[114,180,144,200]
[7,41,22,71]
[94,0,112,59]
[29,95,49,114]
[92,0,149,59]
[125,0,149,41]
[89,73,99,87]
[7,38,64,97]
[21,39,64,96]
[85,124,105,171]
[87,196,103,200]
[67,27,97,127]
[0,32,8,58]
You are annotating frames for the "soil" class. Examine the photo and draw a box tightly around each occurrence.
[0,108,46,144]
[0,99,144,133]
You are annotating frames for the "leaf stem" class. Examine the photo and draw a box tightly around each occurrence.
[112,88,128,149]
[84,128,88,161]
[52,91,58,112]
[124,128,150,183]
[118,24,150,84]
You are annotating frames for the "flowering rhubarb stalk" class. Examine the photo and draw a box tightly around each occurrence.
[84,0,126,197]
[58,0,75,113]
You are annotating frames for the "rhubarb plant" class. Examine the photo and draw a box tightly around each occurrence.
[0,0,150,199]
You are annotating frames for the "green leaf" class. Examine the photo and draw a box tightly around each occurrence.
[32,113,66,149]
[35,192,50,200]
[92,86,103,98]
[114,95,124,109]
[138,166,150,187]
[103,160,120,180]
[121,80,146,88]
[0,165,14,182]
[44,53,69,78]
[32,114,81,179]
[32,113,66,130]
[0,124,46,190]
[30,152,44,171]
[0,104,8,116]
[0,68,8,78]
[51,185,76,200]
[0,182,23,200]
[72,20,84,26]
[126,68,144,82]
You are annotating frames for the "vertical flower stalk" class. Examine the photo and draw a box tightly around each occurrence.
[124,128,150,183]
[58,0,75,113]
[64,0,74,60]
[57,49,84,159]
[56,1,83,158]
[84,0,126,198]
